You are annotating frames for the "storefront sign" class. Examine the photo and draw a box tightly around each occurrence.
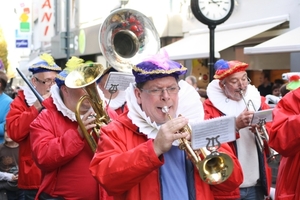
[39,0,54,42]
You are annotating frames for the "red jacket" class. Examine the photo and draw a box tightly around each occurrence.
[203,97,272,197]
[90,110,243,200]
[30,96,114,200]
[269,88,300,200]
[6,90,41,189]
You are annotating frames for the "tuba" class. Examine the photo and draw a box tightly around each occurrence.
[65,9,160,152]
[99,8,160,73]
[162,106,234,185]
[65,63,110,152]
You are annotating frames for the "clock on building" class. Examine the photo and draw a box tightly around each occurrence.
[191,0,235,26]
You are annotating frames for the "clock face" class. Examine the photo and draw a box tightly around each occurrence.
[191,0,234,25]
[198,0,232,21]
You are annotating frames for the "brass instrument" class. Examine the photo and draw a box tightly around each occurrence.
[65,63,110,152]
[99,8,160,73]
[162,106,234,185]
[64,9,160,152]
[239,90,274,160]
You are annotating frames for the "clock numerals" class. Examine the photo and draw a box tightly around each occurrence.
[191,0,234,25]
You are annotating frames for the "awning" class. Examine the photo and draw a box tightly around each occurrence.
[244,26,300,54]
[161,16,288,60]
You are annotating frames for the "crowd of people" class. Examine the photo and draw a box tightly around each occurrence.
[0,50,297,200]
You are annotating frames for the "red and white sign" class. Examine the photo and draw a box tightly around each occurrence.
[39,0,54,42]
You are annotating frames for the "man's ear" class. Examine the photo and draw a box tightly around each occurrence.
[219,81,225,90]
[134,87,142,105]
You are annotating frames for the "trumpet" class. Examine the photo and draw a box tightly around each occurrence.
[162,106,234,185]
[239,90,274,160]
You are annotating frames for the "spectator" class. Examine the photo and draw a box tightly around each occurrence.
[0,71,13,144]
[258,71,273,96]
[185,75,199,90]
[0,124,24,200]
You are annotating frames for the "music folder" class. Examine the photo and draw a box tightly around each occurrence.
[104,72,135,91]
[250,108,273,125]
[190,116,236,150]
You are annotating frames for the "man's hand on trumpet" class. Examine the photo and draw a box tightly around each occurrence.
[153,116,189,157]
[235,108,254,130]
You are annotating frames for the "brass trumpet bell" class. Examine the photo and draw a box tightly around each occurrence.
[162,106,234,185]
[198,151,234,185]
[99,8,160,73]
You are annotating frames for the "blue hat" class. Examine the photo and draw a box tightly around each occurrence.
[55,70,68,88]
[28,53,62,74]
[132,51,187,83]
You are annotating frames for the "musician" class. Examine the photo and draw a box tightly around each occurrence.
[269,80,300,200]
[203,59,272,200]
[96,66,128,115]
[6,53,61,200]
[90,52,243,200]
[29,57,116,200]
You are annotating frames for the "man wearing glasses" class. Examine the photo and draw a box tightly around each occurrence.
[90,53,243,200]
[6,53,61,200]
[203,59,272,200]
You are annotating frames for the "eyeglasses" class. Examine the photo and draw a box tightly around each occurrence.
[141,86,180,96]
[225,77,251,87]
[34,76,55,86]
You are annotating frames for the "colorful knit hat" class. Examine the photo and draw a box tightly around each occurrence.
[28,53,62,74]
[214,59,249,80]
[132,51,187,83]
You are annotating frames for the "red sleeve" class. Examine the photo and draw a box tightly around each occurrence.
[6,91,39,143]
[90,121,164,195]
[30,109,86,172]
[269,90,300,157]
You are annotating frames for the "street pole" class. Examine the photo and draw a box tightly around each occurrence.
[65,0,70,62]
[208,24,216,82]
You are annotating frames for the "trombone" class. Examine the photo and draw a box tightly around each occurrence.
[162,106,234,185]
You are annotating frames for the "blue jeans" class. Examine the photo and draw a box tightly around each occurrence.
[239,186,265,200]
[22,189,38,200]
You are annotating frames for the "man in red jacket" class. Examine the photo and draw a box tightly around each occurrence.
[203,59,272,200]
[90,52,243,200]
[269,83,300,200]
[6,53,61,200]
[29,57,116,200]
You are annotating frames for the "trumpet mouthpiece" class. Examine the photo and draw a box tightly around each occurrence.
[162,106,169,114]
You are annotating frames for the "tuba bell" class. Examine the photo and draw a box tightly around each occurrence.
[162,106,234,185]
[65,62,110,152]
[99,8,160,73]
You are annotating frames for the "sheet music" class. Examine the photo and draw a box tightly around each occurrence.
[251,108,273,124]
[104,72,135,91]
[190,116,236,150]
